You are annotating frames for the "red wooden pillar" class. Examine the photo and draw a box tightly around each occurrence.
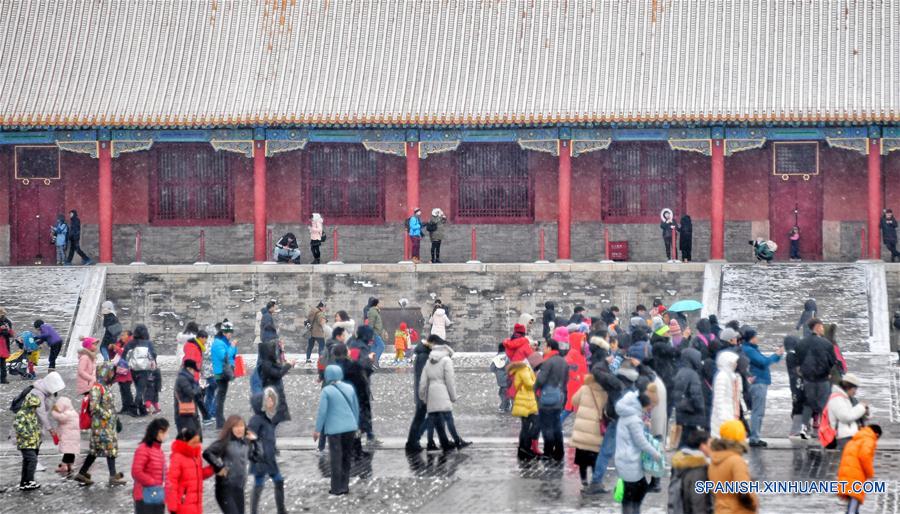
[406,142,420,213]
[557,140,572,260]
[710,139,725,260]
[868,138,882,259]
[98,141,113,263]
[253,141,267,262]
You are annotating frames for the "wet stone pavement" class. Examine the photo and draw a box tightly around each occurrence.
[0,356,898,512]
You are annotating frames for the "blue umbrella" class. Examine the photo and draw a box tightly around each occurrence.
[668,299,703,313]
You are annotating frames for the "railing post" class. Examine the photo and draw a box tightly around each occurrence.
[536,228,547,262]
[671,227,678,262]
[403,233,410,262]
[195,230,208,265]
[860,228,868,259]
[604,227,611,261]
[130,230,145,265]
[467,226,481,264]
[327,228,343,264]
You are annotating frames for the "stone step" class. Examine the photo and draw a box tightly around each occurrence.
[0,266,89,348]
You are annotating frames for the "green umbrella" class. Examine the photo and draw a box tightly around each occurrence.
[668,299,703,313]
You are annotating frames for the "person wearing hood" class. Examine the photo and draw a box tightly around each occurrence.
[741,326,783,447]
[405,338,438,452]
[583,346,630,495]
[837,424,882,514]
[259,301,279,344]
[708,420,758,513]
[248,387,287,514]
[315,365,360,495]
[796,299,817,337]
[51,213,68,265]
[334,338,378,448]
[615,391,662,513]
[678,214,693,263]
[419,337,470,451]
[204,415,260,513]
[77,337,100,395]
[309,212,325,264]
[210,320,238,429]
[535,339,568,461]
[50,395,80,476]
[273,232,301,263]
[15,387,44,490]
[427,208,447,263]
[99,300,122,360]
[65,209,93,265]
[30,371,65,444]
[126,324,159,417]
[825,374,869,452]
[172,359,206,437]
[570,373,607,484]
[667,429,712,514]
[428,307,453,340]
[74,362,127,486]
[509,359,540,459]
[542,302,556,342]
[166,428,214,514]
[563,327,589,425]
[516,312,536,336]
[673,347,708,447]
[257,337,295,424]
[717,327,753,419]
[503,323,534,363]
[648,319,678,417]
[32,319,63,371]
[710,351,742,439]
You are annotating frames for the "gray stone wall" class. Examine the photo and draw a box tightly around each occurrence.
[0,224,8,265]
[103,263,705,352]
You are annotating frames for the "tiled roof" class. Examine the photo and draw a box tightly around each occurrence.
[1,0,898,128]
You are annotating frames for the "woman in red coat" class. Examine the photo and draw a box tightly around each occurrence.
[132,418,170,514]
[165,428,214,514]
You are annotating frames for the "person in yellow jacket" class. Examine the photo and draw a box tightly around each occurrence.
[509,361,541,459]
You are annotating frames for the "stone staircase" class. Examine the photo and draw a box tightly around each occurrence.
[718,263,873,352]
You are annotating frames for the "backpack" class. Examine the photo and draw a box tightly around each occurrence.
[539,384,563,408]
[404,217,411,231]
[817,392,844,448]
[128,345,152,371]
[10,386,35,413]
[426,221,437,232]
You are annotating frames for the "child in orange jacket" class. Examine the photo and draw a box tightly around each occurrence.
[838,424,882,514]
[394,323,411,363]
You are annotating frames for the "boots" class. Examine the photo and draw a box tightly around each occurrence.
[530,439,544,457]
[251,485,264,514]
[274,480,287,514]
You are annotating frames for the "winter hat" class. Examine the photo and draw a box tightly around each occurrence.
[183,359,199,372]
[399,322,408,330]
[553,326,570,343]
[41,371,65,394]
[719,327,740,343]
[627,342,648,362]
[312,213,323,222]
[100,301,115,315]
[81,337,98,350]
[431,208,442,217]
[719,419,748,443]
[513,323,527,336]
[589,336,610,351]
[220,320,234,333]
[740,325,757,342]
[842,373,862,387]
[616,366,639,383]
[557,341,570,353]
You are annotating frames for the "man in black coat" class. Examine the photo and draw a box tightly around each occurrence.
[257,339,295,423]
[65,210,93,265]
[405,336,438,452]
[881,209,900,262]
[795,318,837,432]
[672,348,708,447]
[535,340,568,461]
[541,301,556,342]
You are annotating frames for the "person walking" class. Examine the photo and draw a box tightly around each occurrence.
[51,214,68,265]
[306,301,327,364]
[309,212,325,264]
[710,351,742,439]
[210,320,237,429]
[99,300,122,360]
[166,428,214,514]
[672,348,708,448]
[418,337,470,452]
[173,360,205,437]
[314,365,360,495]
[881,209,900,262]
[73,363,128,486]
[783,335,807,438]
[708,420,758,513]
[248,387,288,514]
[132,418,170,514]
[428,306,452,340]
[407,208,423,263]
[535,339,568,461]
[257,337,295,423]
[660,208,677,263]
[32,319,63,371]
[65,209,93,265]
[259,300,279,344]
[405,337,437,452]
[837,424,882,514]
[0,307,13,384]
[366,298,388,365]
[570,374,607,484]
[740,326,783,447]
[204,415,260,514]
[679,214,693,263]
[667,429,713,514]
[796,318,837,435]
[824,374,869,452]
[14,388,43,490]
[615,391,663,514]
[796,299,817,338]
[125,325,158,417]
[427,208,447,263]
[509,359,540,459]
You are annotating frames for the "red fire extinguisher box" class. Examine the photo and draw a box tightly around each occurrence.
[608,241,629,261]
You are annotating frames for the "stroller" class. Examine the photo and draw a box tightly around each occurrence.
[7,331,39,380]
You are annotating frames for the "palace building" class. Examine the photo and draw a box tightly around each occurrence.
[1,0,899,265]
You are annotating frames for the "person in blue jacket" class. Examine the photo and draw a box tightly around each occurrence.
[407,208,423,264]
[740,325,784,447]
[32,320,63,371]
[314,365,360,496]
[51,214,68,265]
[210,320,238,429]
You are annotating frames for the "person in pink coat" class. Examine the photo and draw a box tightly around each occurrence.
[50,396,81,476]
[76,337,99,395]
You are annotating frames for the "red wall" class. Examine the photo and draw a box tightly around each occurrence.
[821,146,867,221]
[0,147,10,225]
[883,152,900,212]
[420,152,454,220]
[721,146,770,220]
[62,152,98,221]
[266,151,302,223]
[112,151,150,224]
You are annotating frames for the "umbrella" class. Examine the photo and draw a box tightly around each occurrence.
[668,299,703,313]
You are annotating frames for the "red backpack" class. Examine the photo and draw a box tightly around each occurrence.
[79,393,92,430]
[817,392,844,448]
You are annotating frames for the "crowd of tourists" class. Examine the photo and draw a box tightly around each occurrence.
[1,293,885,514]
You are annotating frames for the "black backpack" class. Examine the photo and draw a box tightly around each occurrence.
[10,385,34,413]
[426,221,438,232]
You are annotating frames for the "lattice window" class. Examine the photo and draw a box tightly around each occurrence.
[152,145,233,224]
[305,144,383,223]
[455,143,533,222]
[773,142,819,178]
[603,142,682,222]
[15,146,60,181]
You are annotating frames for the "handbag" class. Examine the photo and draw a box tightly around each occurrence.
[143,485,164,505]
[79,393,92,430]
[177,390,196,415]
[613,478,625,503]
[641,430,667,477]
[234,355,246,378]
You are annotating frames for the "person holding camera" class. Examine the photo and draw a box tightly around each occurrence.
[427,208,447,264]
[825,373,869,453]
[750,238,776,264]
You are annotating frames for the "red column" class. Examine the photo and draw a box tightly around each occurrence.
[868,138,882,260]
[253,141,267,262]
[98,141,113,263]
[710,139,725,260]
[557,140,572,260]
[406,142,420,212]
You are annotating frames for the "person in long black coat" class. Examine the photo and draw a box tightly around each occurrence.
[542,302,556,342]
[672,348,708,447]
[405,339,436,451]
[173,359,206,437]
[881,209,900,262]
[678,214,693,262]
[248,388,287,514]
[65,210,93,265]
[257,339,294,423]
[333,343,376,447]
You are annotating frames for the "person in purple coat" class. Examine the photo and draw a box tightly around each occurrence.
[33,320,63,371]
